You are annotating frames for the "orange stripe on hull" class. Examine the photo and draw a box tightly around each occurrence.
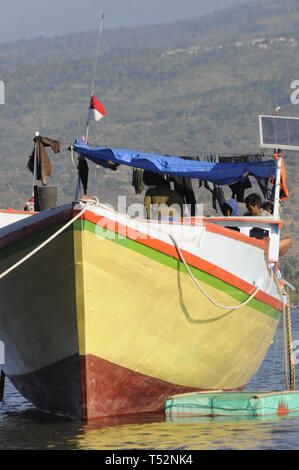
[79,210,281,312]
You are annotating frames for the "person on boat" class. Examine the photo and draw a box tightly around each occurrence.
[245,194,292,257]
[261,201,274,215]
[244,193,270,217]
[279,236,293,257]
[144,177,184,220]
[221,198,239,217]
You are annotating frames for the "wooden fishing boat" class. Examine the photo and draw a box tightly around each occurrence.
[0,121,288,420]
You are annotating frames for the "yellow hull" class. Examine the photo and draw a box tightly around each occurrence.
[74,220,279,391]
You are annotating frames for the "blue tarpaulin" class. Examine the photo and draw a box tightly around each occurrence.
[73,140,276,186]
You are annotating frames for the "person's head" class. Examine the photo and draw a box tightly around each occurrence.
[244,193,262,216]
[221,199,239,217]
[261,201,274,215]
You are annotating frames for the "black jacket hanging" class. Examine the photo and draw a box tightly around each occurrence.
[77,157,89,195]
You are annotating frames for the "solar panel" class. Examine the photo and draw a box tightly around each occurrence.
[259,115,299,151]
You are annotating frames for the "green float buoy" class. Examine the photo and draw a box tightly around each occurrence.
[165,391,299,418]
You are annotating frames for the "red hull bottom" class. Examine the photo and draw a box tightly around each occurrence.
[80,354,201,421]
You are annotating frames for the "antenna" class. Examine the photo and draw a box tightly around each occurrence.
[85,14,105,143]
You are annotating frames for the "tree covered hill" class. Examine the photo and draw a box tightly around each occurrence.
[0,0,298,293]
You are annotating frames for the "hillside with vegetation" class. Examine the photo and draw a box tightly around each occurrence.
[0,0,298,297]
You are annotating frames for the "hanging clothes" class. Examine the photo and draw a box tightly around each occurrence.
[229,176,252,202]
[212,185,225,212]
[77,157,89,195]
[143,171,170,188]
[252,176,272,200]
[144,186,184,220]
[96,160,119,171]
[27,136,61,186]
[132,168,144,195]
[170,176,197,217]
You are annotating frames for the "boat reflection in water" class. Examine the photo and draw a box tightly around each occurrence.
[77,414,284,450]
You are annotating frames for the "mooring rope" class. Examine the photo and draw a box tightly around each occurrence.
[169,234,264,311]
[282,297,289,390]
[0,205,87,281]
[272,272,296,391]
[285,289,296,391]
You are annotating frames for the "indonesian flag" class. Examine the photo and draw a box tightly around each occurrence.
[88,95,107,122]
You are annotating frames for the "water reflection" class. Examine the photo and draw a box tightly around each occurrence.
[1,382,299,450]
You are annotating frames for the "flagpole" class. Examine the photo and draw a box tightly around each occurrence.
[85,14,105,143]
[33,131,40,211]
[75,14,104,203]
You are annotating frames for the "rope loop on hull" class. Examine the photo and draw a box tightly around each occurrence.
[169,234,268,311]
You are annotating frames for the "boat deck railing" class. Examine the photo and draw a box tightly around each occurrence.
[202,216,281,263]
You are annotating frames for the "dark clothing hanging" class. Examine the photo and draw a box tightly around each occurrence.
[143,171,170,188]
[219,154,264,164]
[27,136,61,186]
[95,160,119,171]
[171,177,197,217]
[229,176,252,202]
[212,185,225,212]
[253,176,271,200]
[77,157,89,195]
[204,181,213,194]
[132,168,145,195]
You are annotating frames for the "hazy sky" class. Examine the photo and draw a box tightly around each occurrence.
[0,0,256,44]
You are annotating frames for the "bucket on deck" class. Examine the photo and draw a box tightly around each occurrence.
[36,186,57,212]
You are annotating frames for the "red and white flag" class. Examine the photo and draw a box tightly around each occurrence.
[88,95,107,122]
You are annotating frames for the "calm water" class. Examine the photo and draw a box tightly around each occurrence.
[0,313,299,450]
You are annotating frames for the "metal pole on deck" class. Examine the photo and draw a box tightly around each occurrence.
[33,131,40,212]
[273,150,282,219]
[0,370,5,402]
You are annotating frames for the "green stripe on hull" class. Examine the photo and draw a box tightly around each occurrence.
[75,219,280,320]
